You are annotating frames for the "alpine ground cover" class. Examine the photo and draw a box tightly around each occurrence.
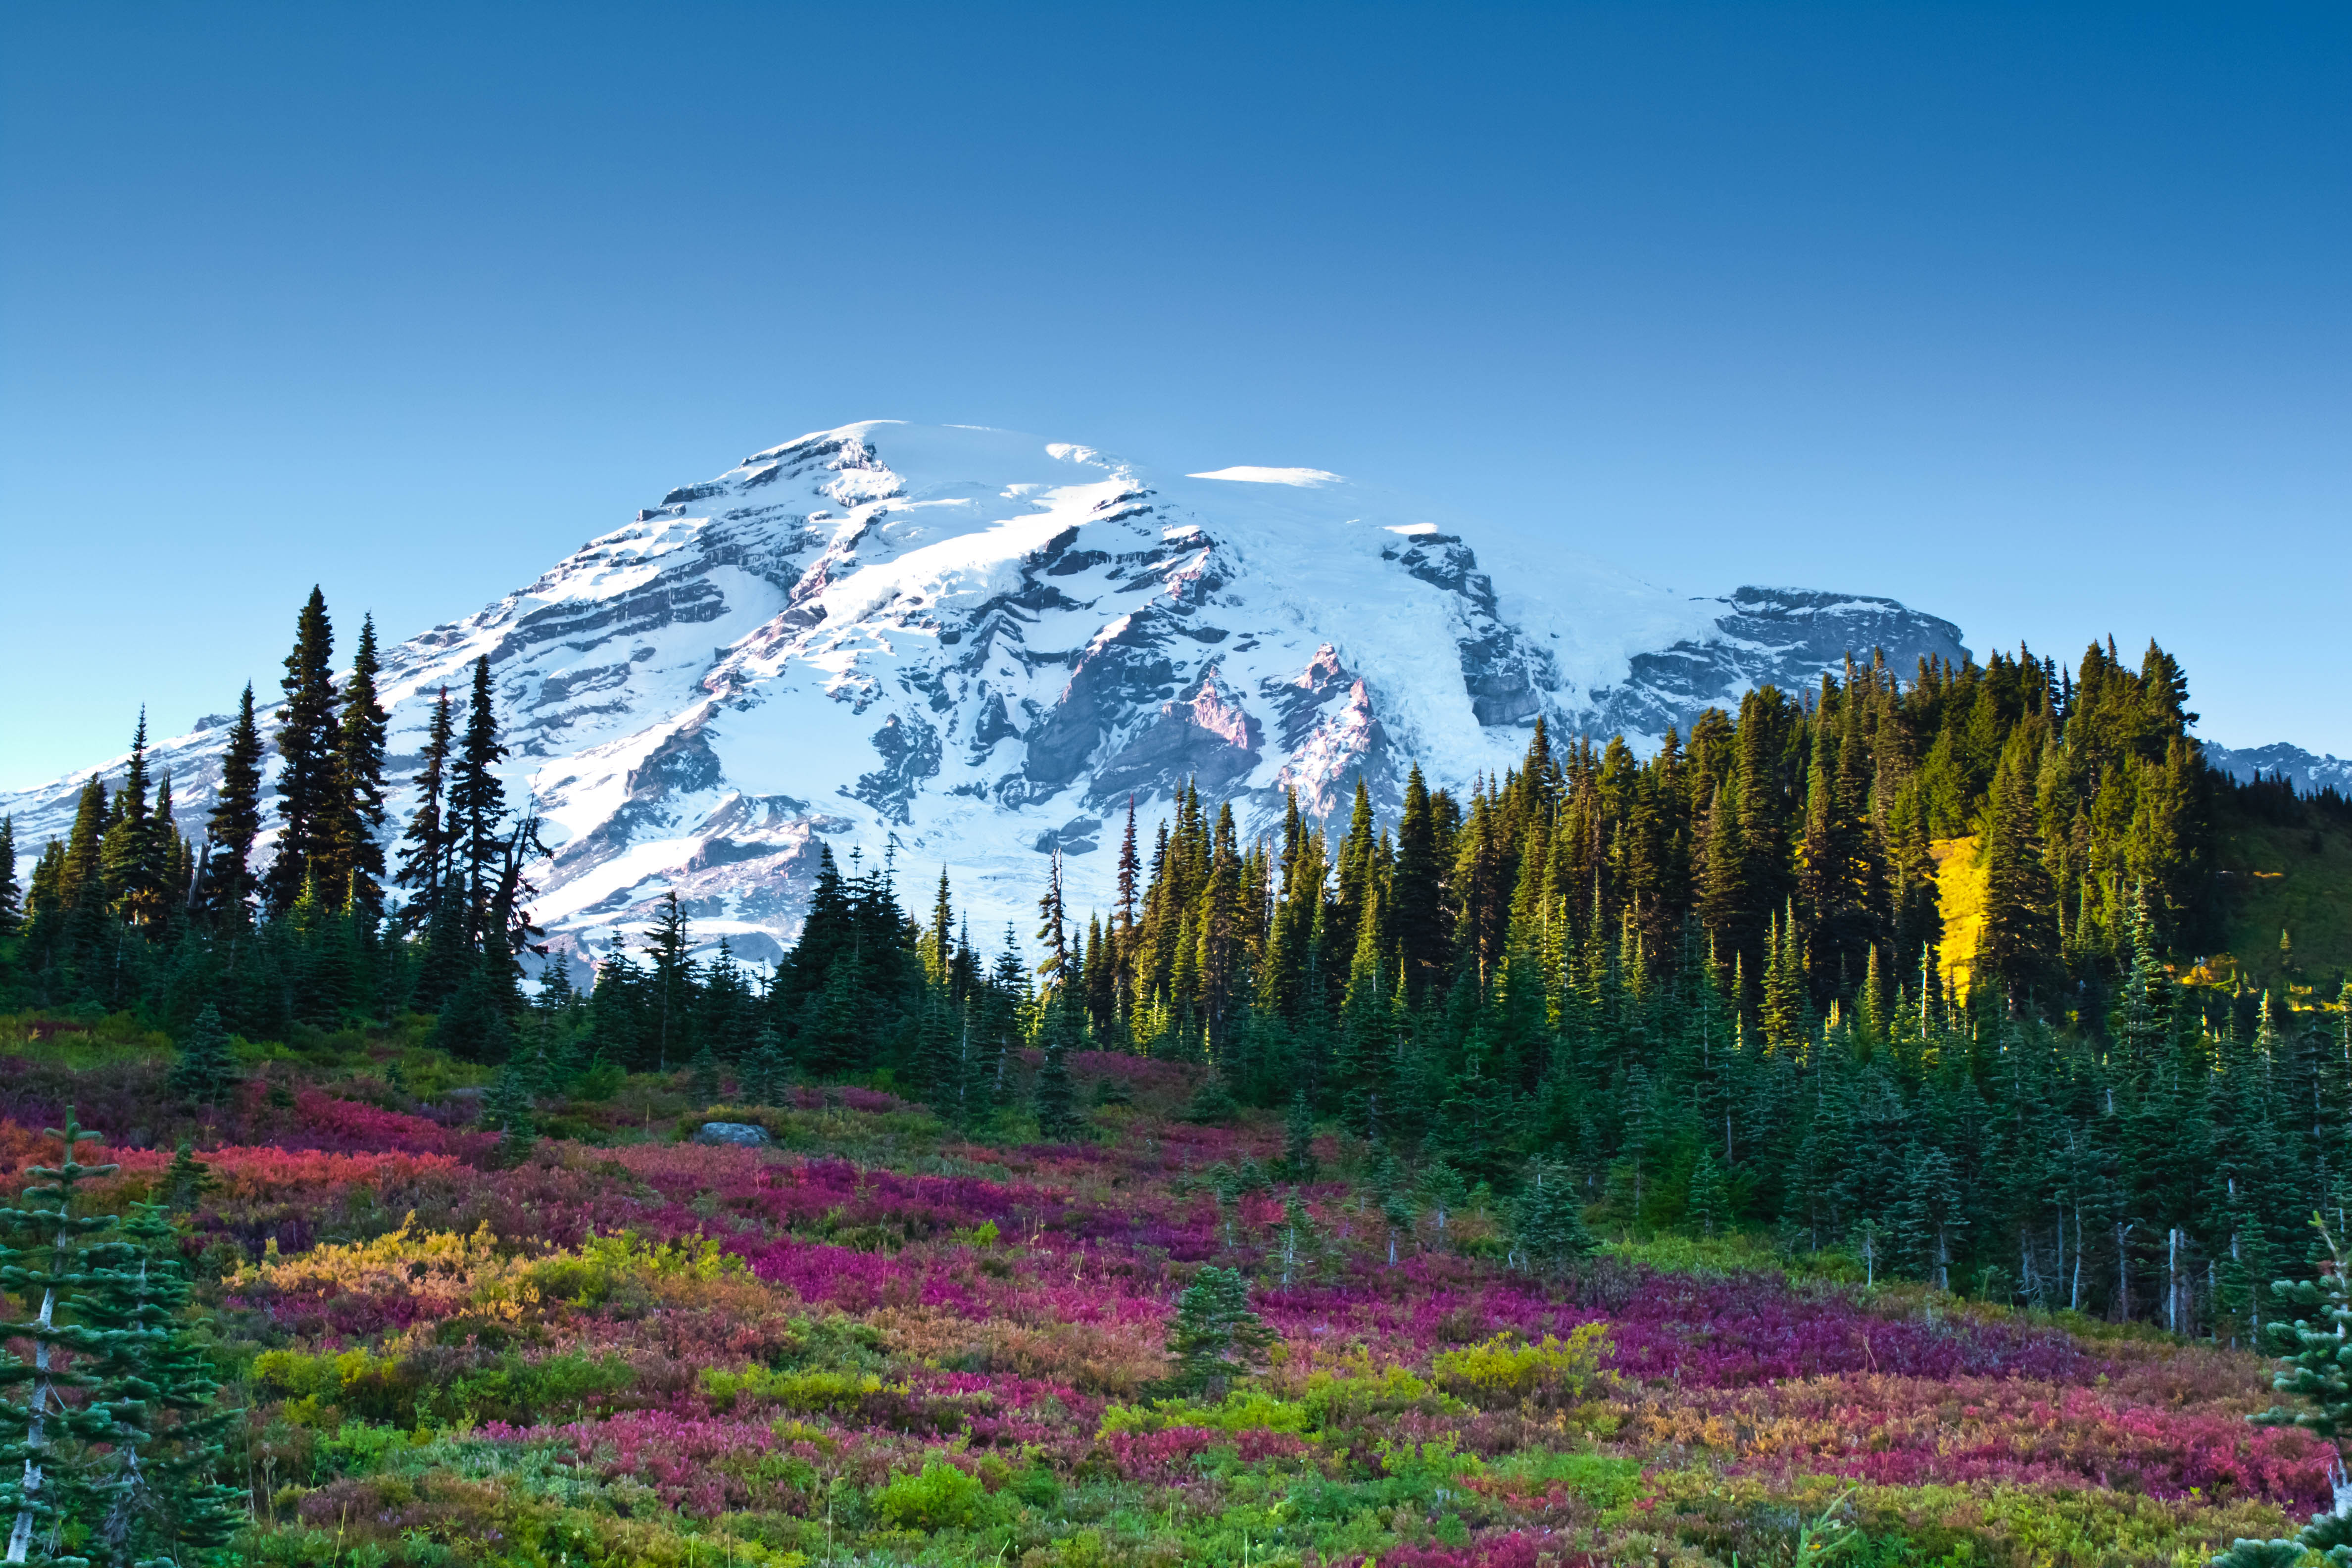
[1,1037,2337,1568]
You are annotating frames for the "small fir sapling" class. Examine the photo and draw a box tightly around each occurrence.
[165,1005,238,1107]
[162,1144,215,1216]
[2211,1216,2352,1568]
[738,1027,788,1109]
[1512,1159,1599,1276]
[1281,1089,1318,1181]
[1686,1147,1734,1238]
[687,1039,721,1108]
[480,1067,536,1166]
[1033,1032,1082,1142]
[1164,1265,1270,1397]
[0,1112,134,1564]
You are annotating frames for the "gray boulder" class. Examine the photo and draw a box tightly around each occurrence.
[694,1121,772,1147]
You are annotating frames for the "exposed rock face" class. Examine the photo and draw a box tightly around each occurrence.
[1,422,1974,965]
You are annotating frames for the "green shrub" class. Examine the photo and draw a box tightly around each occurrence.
[873,1459,991,1531]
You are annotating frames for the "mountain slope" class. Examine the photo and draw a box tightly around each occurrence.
[0,421,1972,966]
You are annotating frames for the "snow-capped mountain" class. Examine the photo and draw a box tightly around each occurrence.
[2203,742,2352,797]
[1,421,1972,967]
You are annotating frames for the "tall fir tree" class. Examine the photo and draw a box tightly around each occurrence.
[394,687,456,923]
[447,656,510,950]
[326,612,390,917]
[200,683,266,927]
[0,817,18,937]
[264,587,339,916]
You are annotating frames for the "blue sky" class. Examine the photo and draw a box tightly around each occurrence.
[2,1,2346,788]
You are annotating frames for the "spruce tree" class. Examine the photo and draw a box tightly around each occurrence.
[1512,1159,1598,1275]
[1393,766,1448,1002]
[0,817,19,938]
[1687,1147,1734,1237]
[1281,1089,1319,1181]
[394,687,455,925]
[265,587,339,916]
[0,1110,134,1565]
[1976,744,2059,1015]
[1420,1158,1468,1250]
[327,612,390,917]
[480,1066,537,1167]
[78,1203,244,1565]
[1165,1265,1270,1396]
[642,890,696,1075]
[57,777,108,912]
[98,712,168,931]
[739,1025,788,1108]
[200,684,265,927]
[446,656,509,949]
[1179,1067,1238,1126]
[1893,1143,1967,1290]
[162,1145,215,1216]
[1033,999,1082,1141]
[2212,1220,2352,1567]
[687,1039,721,1107]
[166,1006,239,1108]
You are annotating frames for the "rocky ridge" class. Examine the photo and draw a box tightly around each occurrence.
[2,421,1974,967]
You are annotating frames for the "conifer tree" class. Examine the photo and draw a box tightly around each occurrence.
[0,818,19,939]
[1282,1089,1319,1181]
[1179,1066,1238,1126]
[326,613,390,916]
[200,684,265,927]
[78,1203,244,1566]
[165,1006,239,1107]
[2211,1220,2352,1567]
[98,712,169,930]
[687,1039,721,1107]
[1165,1265,1270,1396]
[447,656,509,948]
[641,890,696,1075]
[481,1066,536,1167]
[1393,766,1448,1001]
[1687,1147,1734,1237]
[0,1110,132,1565]
[1894,1143,1967,1290]
[57,778,107,913]
[1420,1159,1469,1250]
[1513,1158,1599,1275]
[739,1026,787,1108]
[162,1145,215,1216]
[393,687,456,923]
[1977,744,2059,1014]
[265,587,339,916]
[1033,995,1082,1141]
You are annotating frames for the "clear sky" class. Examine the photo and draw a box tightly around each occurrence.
[2,2,2346,789]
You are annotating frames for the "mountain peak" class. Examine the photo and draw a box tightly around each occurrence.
[2,421,1972,968]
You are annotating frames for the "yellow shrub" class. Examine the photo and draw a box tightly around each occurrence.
[229,1215,538,1323]
[701,1364,893,1413]
[1431,1324,1612,1411]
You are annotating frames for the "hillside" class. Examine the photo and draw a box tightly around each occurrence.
[0,1016,2327,1568]
[2207,780,2352,997]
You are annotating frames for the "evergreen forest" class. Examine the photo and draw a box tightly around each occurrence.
[6,590,2352,1566]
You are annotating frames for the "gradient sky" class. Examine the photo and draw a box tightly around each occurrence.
[2,2,2346,789]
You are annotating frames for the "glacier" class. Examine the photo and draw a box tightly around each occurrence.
[0,420,1976,973]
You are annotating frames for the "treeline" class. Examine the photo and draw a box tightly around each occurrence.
[519,637,2352,1332]
[0,588,540,1044]
[12,603,2352,1330]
